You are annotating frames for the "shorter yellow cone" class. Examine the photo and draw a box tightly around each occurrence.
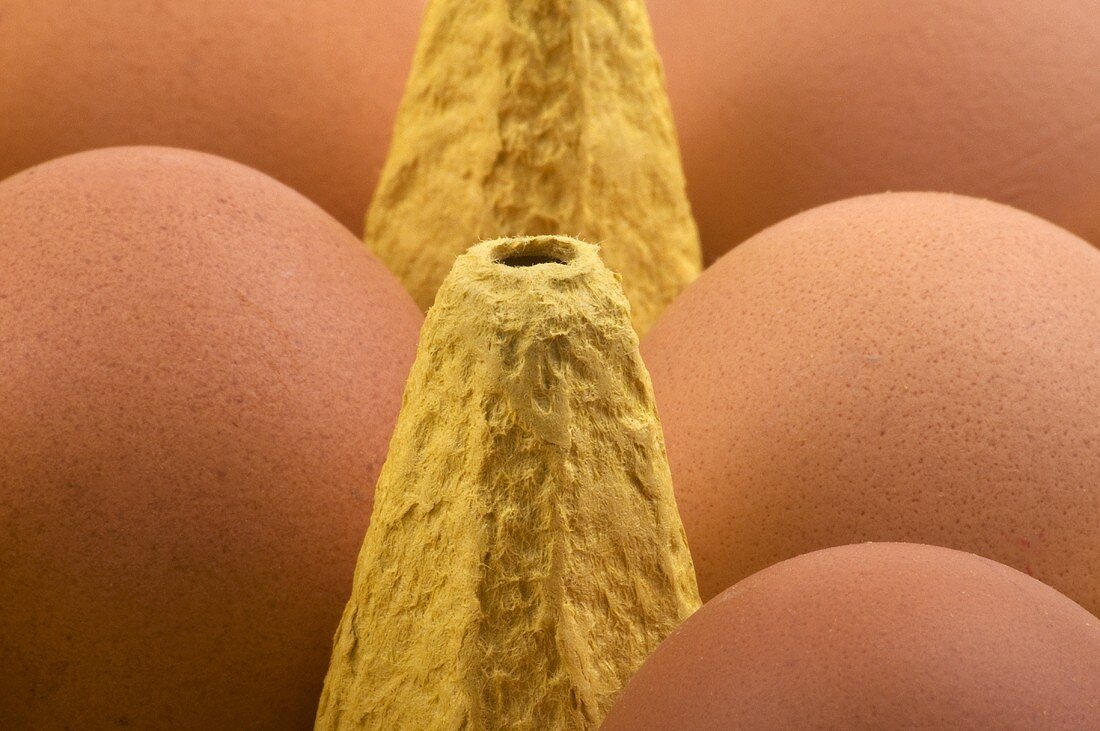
[316,236,701,730]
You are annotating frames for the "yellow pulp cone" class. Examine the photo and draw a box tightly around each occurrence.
[365,0,702,334]
[316,236,701,730]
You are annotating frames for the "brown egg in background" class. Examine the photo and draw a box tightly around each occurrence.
[603,543,1100,730]
[0,0,426,236]
[647,0,1100,262]
[642,192,1100,615]
[0,147,422,728]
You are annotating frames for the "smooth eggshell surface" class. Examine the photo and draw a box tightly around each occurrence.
[0,147,422,728]
[603,543,1100,730]
[647,0,1100,261]
[0,0,425,235]
[643,192,1100,614]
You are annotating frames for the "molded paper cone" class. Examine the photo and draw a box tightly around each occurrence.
[365,0,703,334]
[316,235,701,730]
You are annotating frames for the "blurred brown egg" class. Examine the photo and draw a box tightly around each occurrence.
[0,147,422,728]
[0,0,425,236]
[603,543,1100,730]
[643,192,1100,614]
[647,0,1100,261]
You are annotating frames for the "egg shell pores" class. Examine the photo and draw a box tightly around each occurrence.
[602,543,1100,730]
[0,147,422,728]
[642,192,1100,614]
[0,0,424,235]
[647,0,1100,261]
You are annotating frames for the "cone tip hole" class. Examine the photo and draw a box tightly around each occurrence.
[492,237,577,268]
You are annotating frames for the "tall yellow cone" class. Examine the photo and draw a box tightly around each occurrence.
[316,236,701,730]
[365,0,702,334]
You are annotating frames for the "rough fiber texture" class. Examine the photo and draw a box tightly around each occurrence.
[643,192,1100,614]
[604,543,1100,730]
[647,0,1100,261]
[316,236,701,730]
[366,0,701,333]
[0,0,423,235]
[0,147,422,729]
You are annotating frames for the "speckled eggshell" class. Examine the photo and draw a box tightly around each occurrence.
[0,147,422,729]
[646,0,1100,262]
[603,543,1100,730]
[642,192,1100,614]
[0,0,425,235]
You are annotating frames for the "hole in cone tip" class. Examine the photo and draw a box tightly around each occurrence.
[500,254,566,267]
[491,237,578,268]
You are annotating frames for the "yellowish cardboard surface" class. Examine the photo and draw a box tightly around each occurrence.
[365,0,702,334]
[316,237,700,730]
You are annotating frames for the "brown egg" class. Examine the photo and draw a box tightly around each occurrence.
[647,0,1100,262]
[642,192,1100,614]
[603,543,1100,730]
[0,0,425,236]
[0,147,422,728]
